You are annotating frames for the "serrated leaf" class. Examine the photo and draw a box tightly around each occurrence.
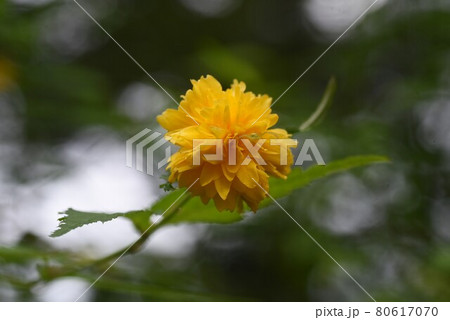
[260,154,389,207]
[50,209,127,237]
[166,198,242,225]
[152,156,388,223]
[51,190,241,238]
[50,208,155,238]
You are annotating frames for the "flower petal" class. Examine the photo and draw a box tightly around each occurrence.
[157,109,196,131]
[214,176,232,200]
[200,163,221,186]
[236,161,259,188]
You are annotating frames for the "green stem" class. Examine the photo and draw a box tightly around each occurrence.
[92,192,192,266]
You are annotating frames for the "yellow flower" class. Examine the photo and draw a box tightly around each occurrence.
[157,75,296,212]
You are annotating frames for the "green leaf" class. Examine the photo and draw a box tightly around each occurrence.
[51,190,242,238]
[159,181,175,192]
[50,207,156,238]
[299,77,337,132]
[145,155,388,224]
[261,155,389,207]
[166,198,242,225]
[50,209,127,238]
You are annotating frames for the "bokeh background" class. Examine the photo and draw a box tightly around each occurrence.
[1,0,450,301]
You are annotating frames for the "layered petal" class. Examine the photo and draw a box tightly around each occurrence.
[157,75,296,212]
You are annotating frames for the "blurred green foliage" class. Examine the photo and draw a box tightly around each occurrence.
[1,0,450,301]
